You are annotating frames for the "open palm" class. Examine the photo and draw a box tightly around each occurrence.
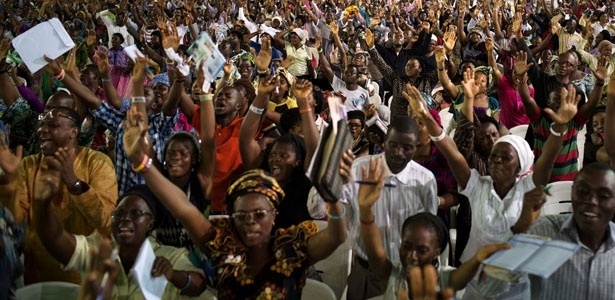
[357,156,386,209]
[544,86,580,125]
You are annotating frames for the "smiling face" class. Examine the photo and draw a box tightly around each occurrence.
[593,112,606,134]
[488,142,521,183]
[165,139,196,179]
[405,58,422,78]
[384,128,418,174]
[572,167,615,237]
[399,225,440,269]
[112,195,154,246]
[238,59,254,80]
[268,141,301,185]
[232,193,276,248]
[38,108,79,156]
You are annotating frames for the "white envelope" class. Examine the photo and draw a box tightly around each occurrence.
[11,18,75,74]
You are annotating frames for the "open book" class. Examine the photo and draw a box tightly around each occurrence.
[307,97,353,202]
[482,234,580,279]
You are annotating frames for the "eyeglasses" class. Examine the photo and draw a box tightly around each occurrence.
[38,108,79,126]
[232,209,274,223]
[111,209,153,221]
[557,60,576,68]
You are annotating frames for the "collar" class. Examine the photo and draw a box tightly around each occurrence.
[381,153,414,185]
[560,215,615,251]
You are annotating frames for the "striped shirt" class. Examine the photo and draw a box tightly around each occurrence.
[528,215,615,300]
[530,111,585,182]
[344,154,438,264]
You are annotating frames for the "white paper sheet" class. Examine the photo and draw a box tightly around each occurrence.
[11,18,75,74]
[130,239,168,300]
[123,45,145,63]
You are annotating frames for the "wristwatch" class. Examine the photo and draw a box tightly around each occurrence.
[69,179,89,195]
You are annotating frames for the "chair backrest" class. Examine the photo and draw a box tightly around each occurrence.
[509,124,529,138]
[302,279,337,300]
[313,220,353,299]
[542,181,574,215]
[16,282,81,300]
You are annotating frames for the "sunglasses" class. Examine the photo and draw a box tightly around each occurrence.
[111,209,153,221]
[232,209,275,223]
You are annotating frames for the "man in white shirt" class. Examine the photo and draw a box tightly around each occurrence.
[308,116,438,299]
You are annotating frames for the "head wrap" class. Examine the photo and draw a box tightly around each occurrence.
[120,184,161,228]
[290,28,308,44]
[493,134,535,175]
[226,169,285,212]
[276,67,295,88]
[238,53,255,66]
[151,72,170,87]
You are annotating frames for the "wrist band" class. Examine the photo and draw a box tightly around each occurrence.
[429,130,446,142]
[299,108,312,114]
[101,78,111,83]
[360,214,376,225]
[249,105,265,115]
[55,69,66,81]
[167,65,175,71]
[132,155,149,172]
[549,122,567,137]
[199,94,213,102]
[181,273,191,292]
[327,205,346,220]
[257,69,269,75]
[140,158,154,174]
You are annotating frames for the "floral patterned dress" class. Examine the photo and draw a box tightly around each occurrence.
[204,218,317,299]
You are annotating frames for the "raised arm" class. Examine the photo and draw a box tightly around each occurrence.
[449,243,511,290]
[123,108,214,248]
[239,38,274,170]
[363,29,395,82]
[329,22,347,69]
[578,57,607,120]
[485,38,503,83]
[194,64,215,199]
[96,50,123,109]
[33,172,77,265]
[294,80,319,171]
[435,46,459,99]
[514,52,540,117]
[531,85,580,187]
[0,41,23,107]
[44,56,103,109]
[354,156,392,288]
[404,84,471,188]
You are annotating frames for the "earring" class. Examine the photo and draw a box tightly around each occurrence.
[163,161,167,169]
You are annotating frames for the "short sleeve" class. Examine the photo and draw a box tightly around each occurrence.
[459,169,483,203]
[63,233,103,272]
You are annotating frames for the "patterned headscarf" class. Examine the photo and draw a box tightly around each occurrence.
[226,169,285,212]
[151,72,170,87]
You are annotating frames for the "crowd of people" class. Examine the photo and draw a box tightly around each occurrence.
[0,0,614,299]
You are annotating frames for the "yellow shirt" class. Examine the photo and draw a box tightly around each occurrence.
[65,234,202,300]
[0,148,118,284]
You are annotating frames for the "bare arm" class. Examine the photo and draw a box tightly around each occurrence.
[606,76,615,166]
[449,243,511,290]
[44,57,102,109]
[195,66,215,199]
[435,46,459,99]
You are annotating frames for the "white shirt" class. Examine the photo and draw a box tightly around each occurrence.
[96,10,135,48]
[308,153,438,264]
[459,169,536,263]
[331,76,369,112]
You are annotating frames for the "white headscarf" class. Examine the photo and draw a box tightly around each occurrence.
[493,134,535,175]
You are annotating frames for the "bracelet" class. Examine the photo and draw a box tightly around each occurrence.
[140,158,154,174]
[101,77,111,83]
[429,130,446,142]
[549,122,567,137]
[360,214,376,225]
[318,48,323,53]
[221,77,231,84]
[167,65,175,71]
[132,155,149,172]
[249,104,265,115]
[438,67,446,72]
[299,108,312,114]
[181,273,191,292]
[199,94,213,102]
[55,69,66,81]
[327,205,346,220]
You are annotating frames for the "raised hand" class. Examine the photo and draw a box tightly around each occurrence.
[402,83,430,119]
[293,79,313,106]
[512,12,523,37]
[358,156,386,209]
[443,26,457,53]
[434,46,446,67]
[222,60,233,77]
[512,185,549,233]
[122,106,151,165]
[257,76,278,96]
[62,47,81,80]
[95,50,111,78]
[400,265,454,300]
[0,143,23,183]
[339,149,355,185]
[33,169,60,203]
[328,21,339,36]
[461,69,481,99]
[365,28,374,48]
[544,85,580,125]
[131,56,149,84]
[77,239,120,300]
[474,243,512,263]
[591,56,609,82]
[43,55,63,76]
[254,36,272,72]
[514,51,533,76]
[484,37,495,52]
[86,29,97,47]
[162,23,180,51]
[45,147,79,187]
